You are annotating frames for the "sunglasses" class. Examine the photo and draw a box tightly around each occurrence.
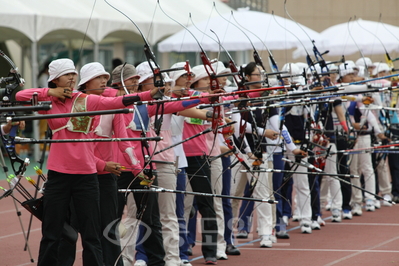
[180,73,196,78]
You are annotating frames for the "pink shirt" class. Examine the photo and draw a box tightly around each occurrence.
[148,114,175,163]
[16,88,152,174]
[109,92,211,170]
[182,123,208,157]
[93,113,141,176]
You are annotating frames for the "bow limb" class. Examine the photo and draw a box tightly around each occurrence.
[0,50,35,262]
[347,17,371,79]
[355,16,398,83]
[213,5,271,85]
[272,7,325,87]
[105,0,169,181]
[118,62,155,183]
[0,50,28,176]
[157,1,223,135]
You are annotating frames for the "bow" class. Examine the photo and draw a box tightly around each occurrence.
[118,63,155,186]
[213,6,270,171]
[0,50,28,176]
[104,1,170,187]
[0,50,37,262]
[157,1,224,136]
[188,13,257,178]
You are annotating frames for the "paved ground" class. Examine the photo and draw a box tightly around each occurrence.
[1,178,398,266]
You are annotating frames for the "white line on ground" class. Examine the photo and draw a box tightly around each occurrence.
[0,208,18,214]
[239,248,399,252]
[0,228,40,239]
[324,235,399,266]
[324,222,399,226]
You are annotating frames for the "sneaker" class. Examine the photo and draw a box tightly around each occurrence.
[311,220,321,230]
[365,199,375,212]
[187,244,193,256]
[276,230,290,239]
[393,195,399,203]
[282,215,289,226]
[216,251,228,260]
[342,209,353,220]
[325,200,332,211]
[134,260,147,266]
[382,195,393,207]
[301,223,312,234]
[260,235,273,248]
[205,257,217,265]
[270,234,277,243]
[331,209,342,222]
[374,199,381,209]
[352,203,363,216]
[181,260,192,266]
[236,230,248,239]
[225,244,240,255]
[317,216,326,226]
[292,215,300,222]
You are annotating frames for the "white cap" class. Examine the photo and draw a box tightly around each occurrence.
[78,62,110,86]
[372,62,390,76]
[168,62,191,82]
[136,61,158,84]
[355,57,374,68]
[281,63,304,84]
[327,62,338,71]
[47,58,78,82]
[163,73,175,88]
[295,62,308,73]
[344,60,359,70]
[191,65,209,84]
[339,63,356,77]
[357,65,367,78]
[211,61,231,75]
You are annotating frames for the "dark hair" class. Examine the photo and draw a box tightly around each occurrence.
[48,81,57,88]
[112,58,123,69]
[38,60,51,79]
[190,81,199,89]
[78,84,87,92]
[243,62,258,81]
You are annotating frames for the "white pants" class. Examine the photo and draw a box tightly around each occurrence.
[350,135,376,203]
[287,149,312,225]
[231,154,273,236]
[210,158,226,253]
[376,155,392,196]
[121,194,138,266]
[320,143,342,210]
[156,163,180,266]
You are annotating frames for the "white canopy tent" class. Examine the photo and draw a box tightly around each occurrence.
[0,0,233,74]
[293,18,399,58]
[0,0,232,160]
[158,8,326,54]
[0,0,232,44]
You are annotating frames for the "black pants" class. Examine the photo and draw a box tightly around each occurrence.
[98,174,123,266]
[118,172,165,266]
[186,156,217,258]
[389,153,399,197]
[38,170,102,266]
[336,137,352,211]
[57,174,123,266]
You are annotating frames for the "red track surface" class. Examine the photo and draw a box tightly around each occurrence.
[1,179,398,266]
